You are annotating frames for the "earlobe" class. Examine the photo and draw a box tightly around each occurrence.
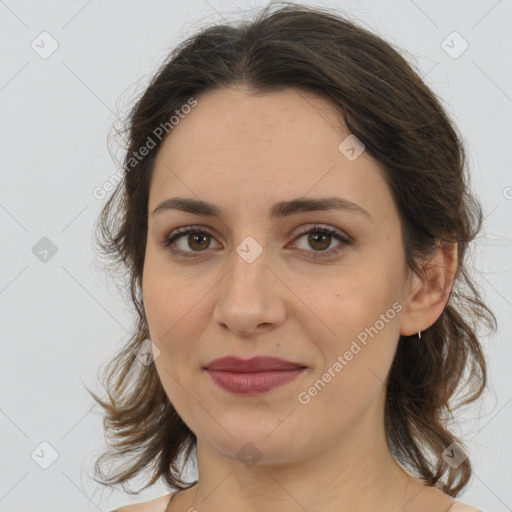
[399,240,458,337]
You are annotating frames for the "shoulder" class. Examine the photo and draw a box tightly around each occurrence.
[449,502,485,512]
[111,492,176,512]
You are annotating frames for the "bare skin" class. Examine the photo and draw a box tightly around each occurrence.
[138,86,461,512]
[167,484,461,512]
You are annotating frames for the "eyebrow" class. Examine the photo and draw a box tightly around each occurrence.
[152,196,372,220]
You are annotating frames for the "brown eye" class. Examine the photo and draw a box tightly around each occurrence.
[163,227,220,258]
[306,231,332,251]
[186,232,211,251]
[290,225,350,259]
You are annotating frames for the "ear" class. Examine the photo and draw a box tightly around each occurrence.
[399,240,458,337]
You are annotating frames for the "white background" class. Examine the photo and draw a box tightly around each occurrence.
[1,1,511,511]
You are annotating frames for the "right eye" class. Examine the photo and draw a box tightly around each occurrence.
[163,226,220,258]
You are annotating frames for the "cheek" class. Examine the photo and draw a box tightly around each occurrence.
[317,267,386,328]
[142,263,189,346]
[143,270,200,411]
[142,262,211,372]
[301,281,400,424]
[143,248,186,315]
[142,273,169,340]
[314,262,402,365]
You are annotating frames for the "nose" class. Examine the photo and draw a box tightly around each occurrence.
[212,245,287,337]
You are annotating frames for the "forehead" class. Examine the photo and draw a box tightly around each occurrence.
[155,86,350,165]
[149,86,396,225]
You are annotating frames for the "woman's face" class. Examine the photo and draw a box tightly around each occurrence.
[142,86,415,467]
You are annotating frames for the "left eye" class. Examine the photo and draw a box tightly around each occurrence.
[290,225,349,256]
[162,224,350,259]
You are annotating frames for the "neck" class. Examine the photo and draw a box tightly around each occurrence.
[178,390,422,512]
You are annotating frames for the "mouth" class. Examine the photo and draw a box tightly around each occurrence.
[205,368,306,394]
[203,356,308,395]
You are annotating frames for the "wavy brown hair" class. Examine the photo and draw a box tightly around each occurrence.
[88,1,497,497]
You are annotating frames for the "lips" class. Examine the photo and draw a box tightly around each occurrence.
[204,356,307,394]
[204,356,307,372]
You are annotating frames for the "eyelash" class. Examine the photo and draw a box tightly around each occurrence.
[162,224,351,260]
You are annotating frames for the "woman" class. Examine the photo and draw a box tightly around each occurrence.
[90,3,496,511]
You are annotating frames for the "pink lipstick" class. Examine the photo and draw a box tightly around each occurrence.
[204,356,307,395]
